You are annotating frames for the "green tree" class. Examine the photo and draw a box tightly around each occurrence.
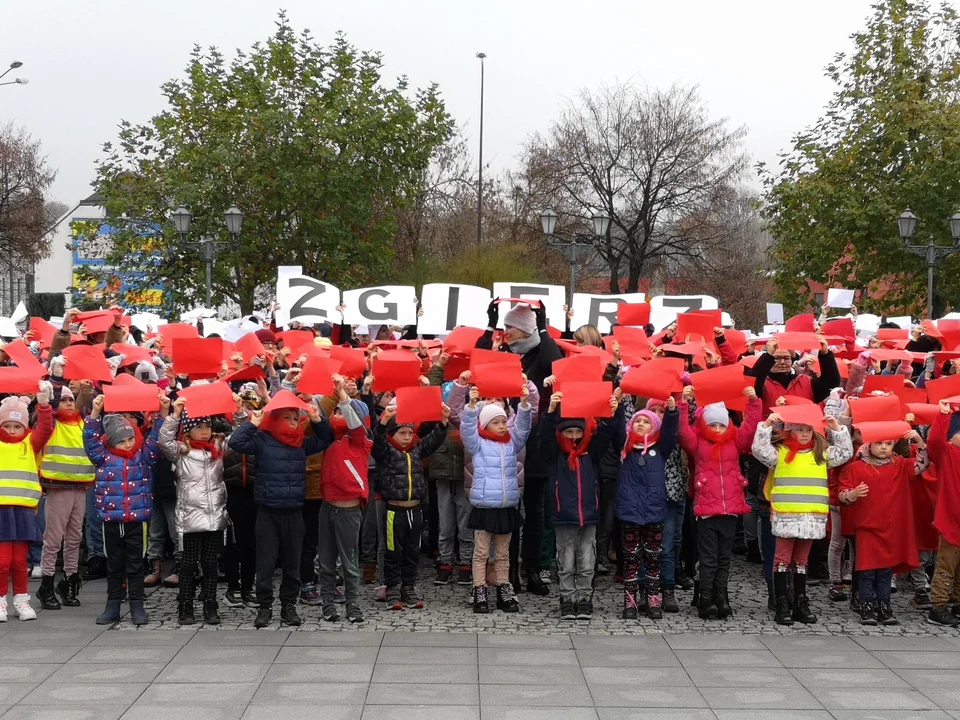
[763,0,960,317]
[80,13,453,314]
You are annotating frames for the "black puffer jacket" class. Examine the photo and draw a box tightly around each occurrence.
[152,456,178,503]
[223,449,257,494]
[372,422,447,502]
[227,420,333,510]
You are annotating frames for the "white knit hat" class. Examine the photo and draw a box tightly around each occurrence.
[135,361,159,384]
[478,403,507,429]
[503,305,537,335]
[702,402,729,428]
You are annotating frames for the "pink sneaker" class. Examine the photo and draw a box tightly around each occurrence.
[375,585,386,602]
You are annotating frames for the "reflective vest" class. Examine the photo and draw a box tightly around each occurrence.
[0,437,42,508]
[768,446,829,515]
[40,421,95,482]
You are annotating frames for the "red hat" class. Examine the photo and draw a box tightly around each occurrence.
[255,328,278,345]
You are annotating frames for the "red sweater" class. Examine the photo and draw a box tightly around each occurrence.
[320,426,372,505]
[838,456,919,573]
[925,411,960,547]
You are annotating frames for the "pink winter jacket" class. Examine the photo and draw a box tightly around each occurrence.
[678,398,762,517]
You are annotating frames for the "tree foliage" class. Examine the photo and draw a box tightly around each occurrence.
[80,13,453,313]
[763,0,960,317]
[0,123,55,266]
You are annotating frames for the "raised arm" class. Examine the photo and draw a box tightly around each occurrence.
[158,415,185,462]
[825,425,854,468]
[228,420,264,455]
[751,424,780,468]
[734,397,762,454]
[677,401,699,456]
[511,403,533,454]
[459,405,481,456]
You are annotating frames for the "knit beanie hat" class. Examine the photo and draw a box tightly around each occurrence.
[59,386,75,401]
[628,409,662,436]
[314,337,333,348]
[503,305,537,335]
[645,398,666,412]
[255,328,278,345]
[0,396,30,429]
[135,361,159,384]
[181,412,213,434]
[102,414,135,447]
[702,402,729,428]
[479,403,507,429]
[556,418,587,433]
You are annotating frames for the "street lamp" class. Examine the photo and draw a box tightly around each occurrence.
[476,52,486,246]
[0,61,26,87]
[540,207,611,305]
[897,208,960,319]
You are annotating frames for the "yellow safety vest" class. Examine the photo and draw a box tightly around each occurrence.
[766,446,829,515]
[0,437,42,508]
[40,421,95,482]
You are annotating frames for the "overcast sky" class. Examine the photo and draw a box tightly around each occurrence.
[5,0,885,208]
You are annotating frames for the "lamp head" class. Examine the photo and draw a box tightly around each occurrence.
[170,206,192,235]
[540,208,558,236]
[898,208,917,243]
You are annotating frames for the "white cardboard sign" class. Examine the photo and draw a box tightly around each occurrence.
[492,283,566,330]
[342,286,418,327]
[570,293,646,334]
[276,275,341,328]
[417,284,492,335]
[827,288,855,308]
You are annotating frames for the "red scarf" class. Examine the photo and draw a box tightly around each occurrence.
[696,418,738,461]
[260,414,305,447]
[556,421,595,470]
[387,433,419,453]
[623,430,660,460]
[0,428,28,445]
[56,410,83,425]
[330,415,349,440]
[108,425,145,459]
[187,439,221,460]
[783,437,815,464]
[479,426,511,444]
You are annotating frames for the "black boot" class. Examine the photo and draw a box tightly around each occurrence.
[203,600,221,625]
[697,588,718,619]
[254,607,273,628]
[767,581,776,611]
[509,566,521,592]
[38,575,61,610]
[473,586,489,614]
[745,539,762,564]
[57,573,82,607]
[497,583,521,613]
[178,600,196,625]
[280,603,302,626]
[792,572,817,624]
[82,556,107,581]
[690,579,700,608]
[774,571,793,625]
[526,572,549,596]
[716,588,732,619]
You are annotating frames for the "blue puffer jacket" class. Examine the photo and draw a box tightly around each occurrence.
[615,408,680,526]
[540,409,618,526]
[460,404,532,509]
[83,417,162,523]
[227,419,332,510]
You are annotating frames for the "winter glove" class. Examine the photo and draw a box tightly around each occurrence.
[36,380,53,406]
[486,299,499,329]
[48,355,67,379]
[924,353,937,376]
[534,301,547,332]
[855,350,872,367]
[106,354,124,377]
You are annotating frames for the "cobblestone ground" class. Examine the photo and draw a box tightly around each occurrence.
[131,554,960,637]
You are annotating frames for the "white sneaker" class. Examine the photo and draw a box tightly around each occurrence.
[539,570,553,585]
[29,566,42,580]
[0,596,7,622]
[12,594,37,621]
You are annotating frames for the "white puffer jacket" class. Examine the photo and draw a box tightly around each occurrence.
[158,415,229,534]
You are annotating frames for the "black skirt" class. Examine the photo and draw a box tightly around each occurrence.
[469,506,522,534]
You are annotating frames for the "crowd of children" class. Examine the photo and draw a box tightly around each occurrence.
[0,298,958,631]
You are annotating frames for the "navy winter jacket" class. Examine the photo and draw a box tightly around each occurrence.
[227,420,333,510]
[615,408,679,526]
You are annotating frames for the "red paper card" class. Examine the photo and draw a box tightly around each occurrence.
[371,356,421,392]
[676,311,720,343]
[820,317,856,339]
[177,382,237,417]
[568,343,615,367]
[772,404,826,429]
[78,313,116,335]
[862,375,906,394]
[785,314,816,332]
[924,373,960,406]
[443,327,485,355]
[279,330,314,352]
[442,355,471,382]
[617,303,651,328]
[553,355,604,391]
[689,364,749,407]
[263,389,312,415]
[110,344,154,367]
[61,345,113,382]
[0,366,44,394]
[921,320,943,338]
[773,332,821,351]
[907,403,939,425]
[620,358,685,398]
[111,373,144,387]
[937,319,960,351]
[328,346,368,379]
[739,355,760,368]
[848,395,903,423]
[298,357,344,396]
[854,420,912,444]
[235,333,268,362]
[877,328,909,340]
[889,385,927,404]
[158,323,200,344]
[559,381,614,419]
[867,349,911,363]
[103,384,160,413]
[606,327,652,366]
[2,340,43,374]
[469,348,521,373]
[395,386,443,424]
[28,317,56,348]
[222,366,266,384]
[781,395,815,405]
[723,329,749,358]
[472,362,525,398]
[172,337,224,378]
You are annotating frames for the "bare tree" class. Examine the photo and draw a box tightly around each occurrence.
[43,200,70,233]
[0,123,56,265]
[523,81,748,292]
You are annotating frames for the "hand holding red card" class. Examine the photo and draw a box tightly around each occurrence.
[552,355,604,391]
[617,303,651,327]
[472,362,525,398]
[61,345,113,382]
[178,382,237,417]
[371,355,421,392]
[235,333,268,362]
[620,358,685,398]
[675,312,719,343]
[396,386,443,424]
[172,337,223,377]
[688,364,749,407]
[103,384,161,413]
[298,357,344,395]
[854,420,913,444]
[559,381,614,419]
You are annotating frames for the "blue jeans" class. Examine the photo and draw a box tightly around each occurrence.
[28,494,46,567]
[661,499,685,588]
[860,567,893,603]
[85,487,104,559]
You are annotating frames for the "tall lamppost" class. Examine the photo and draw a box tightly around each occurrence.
[897,208,960,319]
[540,208,611,305]
[0,61,27,87]
[170,205,243,308]
[476,52,486,246]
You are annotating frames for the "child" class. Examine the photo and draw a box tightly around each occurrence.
[159,399,230,626]
[83,393,165,626]
[37,385,93,611]
[838,430,924,625]
[540,390,620,621]
[923,400,960,627]
[0,386,53,621]
[317,376,373,624]
[460,384,532,614]
[752,410,853,626]
[227,392,333,628]
[616,397,680,620]
[679,386,761,619]
[372,399,449,611]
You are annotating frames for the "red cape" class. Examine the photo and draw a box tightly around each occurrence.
[838,456,920,574]
[912,462,940,552]
[926,412,960,547]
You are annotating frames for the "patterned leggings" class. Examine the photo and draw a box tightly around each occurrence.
[621,522,664,608]
[179,531,223,604]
